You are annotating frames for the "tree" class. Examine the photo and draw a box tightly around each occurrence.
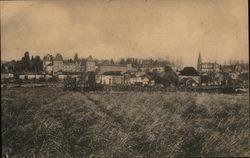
[161,66,179,87]
[28,55,42,72]
[179,67,199,76]
[87,72,96,89]
[110,59,114,64]
[147,70,162,84]
[21,51,30,72]
[74,53,78,61]
[29,56,35,72]
[119,58,126,65]
[15,61,23,73]
[147,66,179,87]
[1,64,7,73]
[34,56,43,72]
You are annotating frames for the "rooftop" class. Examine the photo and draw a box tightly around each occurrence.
[54,53,63,61]
[102,71,123,76]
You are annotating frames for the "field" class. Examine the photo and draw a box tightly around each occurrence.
[1,88,249,157]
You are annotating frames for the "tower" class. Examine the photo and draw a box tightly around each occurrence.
[197,52,202,73]
[53,53,63,75]
[43,54,53,74]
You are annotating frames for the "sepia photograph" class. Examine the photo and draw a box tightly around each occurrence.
[1,0,249,157]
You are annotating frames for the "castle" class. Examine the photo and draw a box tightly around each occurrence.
[43,54,96,75]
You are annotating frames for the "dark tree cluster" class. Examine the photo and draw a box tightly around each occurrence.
[117,58,173,67]
[179,67,199,76]
[1,51,43,73]
[147,66,179,87]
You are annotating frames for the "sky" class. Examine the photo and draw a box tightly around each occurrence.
[1,0,248,67]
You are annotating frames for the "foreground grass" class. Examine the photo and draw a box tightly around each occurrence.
[1,88,249,157]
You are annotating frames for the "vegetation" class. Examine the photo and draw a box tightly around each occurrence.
[1,88,249,157]
[1,52,43,73]
[179,67,199,76]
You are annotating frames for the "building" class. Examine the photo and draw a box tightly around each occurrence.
[43,54,98,75]
[86,56,96,72]
[99,64,132,74]
[43,54,54,74]
[126,75,150,86]
[45,75,52,80]
[99,71,124,85]
[63,60,81,73]
[19,74,44,80]
[200,62,220,73]
[150,66,165,73]
[52,54,63,75]
[1,73,14,81]
[27,74,36,80]
[178,67,200,86]
[99,75,112,85]
[221,65,234,73]
[1,73,14,79]
[197,52,220,74]
[35,74,44,79]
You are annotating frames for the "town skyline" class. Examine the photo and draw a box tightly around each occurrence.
[1,51,249,67]
[1,0,248,67]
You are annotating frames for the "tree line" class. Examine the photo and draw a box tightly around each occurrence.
[1,52,43,73]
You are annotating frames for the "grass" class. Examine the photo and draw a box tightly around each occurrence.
[1,88,249,157]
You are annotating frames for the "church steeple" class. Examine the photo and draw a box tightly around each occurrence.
[197,52,202,72]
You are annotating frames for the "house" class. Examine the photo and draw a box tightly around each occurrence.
[150,67,165,73]
[58,73,80,80]
[1,73,14,79]
[58,74,67,80]
[100,71,124,85]
[100,75,112,85]
[19,74,35,80]
[35,74,44,79]
[18,74,44,80]
[130,76,150,85]
[124,73,150,86]
[27,74,36,79]
[19,74,26,80]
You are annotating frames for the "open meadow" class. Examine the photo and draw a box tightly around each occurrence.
[1,87,249,157]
